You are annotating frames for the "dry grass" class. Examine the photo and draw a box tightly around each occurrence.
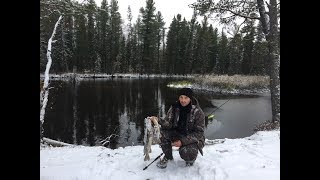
[193,74,270,89]
[253,120,280,132]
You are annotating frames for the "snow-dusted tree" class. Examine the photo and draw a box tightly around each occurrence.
[228,33,243,75]
[193,0,280,121]
[109,0,122,74]
[116,35,126,73]
[194,16,211,74]
[207,25,218,72]
[251,22,268,75]
[74,12,88,72]
[177,17,190,75]
[241,22,255,75]
[214,30,229,74]
[155,11,165,74]
[140,0,158,74]
[97,0,110,73]
[125,6,134,73]
[185,9,198,73]
[86,0,98,72]
[131,17,143,73]
[165,16,178,74]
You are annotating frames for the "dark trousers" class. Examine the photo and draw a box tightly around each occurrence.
[160,129,198,162]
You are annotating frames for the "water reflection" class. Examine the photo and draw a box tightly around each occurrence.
[43,78,271,149]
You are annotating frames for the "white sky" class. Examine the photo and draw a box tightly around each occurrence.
[94,0,200,29]
[41,130,280,179]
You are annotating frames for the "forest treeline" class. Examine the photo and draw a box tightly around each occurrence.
[40,0,274,75]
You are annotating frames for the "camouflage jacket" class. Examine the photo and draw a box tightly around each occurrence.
[159,98,205,148]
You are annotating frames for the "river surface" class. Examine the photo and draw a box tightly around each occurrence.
[43,78,271,149]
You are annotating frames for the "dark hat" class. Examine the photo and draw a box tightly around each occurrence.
[178,88,193,99]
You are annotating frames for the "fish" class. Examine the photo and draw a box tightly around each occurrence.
[143,117,161,161]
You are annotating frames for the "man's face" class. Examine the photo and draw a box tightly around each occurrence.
[179,95,191,107]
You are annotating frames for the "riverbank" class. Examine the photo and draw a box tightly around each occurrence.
[168,74,270,96]
[40,129,280,180]
[40,73,270,95]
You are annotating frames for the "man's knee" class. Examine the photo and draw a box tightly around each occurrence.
[179,143,198,162]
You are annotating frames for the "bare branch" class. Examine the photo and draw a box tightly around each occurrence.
[266,1,270,8]
[213,7,260,20]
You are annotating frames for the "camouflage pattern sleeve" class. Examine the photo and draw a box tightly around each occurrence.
[159,106,174,129]
[180,108,205,146]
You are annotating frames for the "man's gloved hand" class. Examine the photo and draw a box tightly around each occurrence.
[172,140,182,147]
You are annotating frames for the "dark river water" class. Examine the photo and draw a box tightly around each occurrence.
[43,78,271,149]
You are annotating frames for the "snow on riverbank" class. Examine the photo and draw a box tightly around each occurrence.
[40,130,279,180]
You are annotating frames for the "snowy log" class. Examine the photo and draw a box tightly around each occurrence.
[43,137,73,147]
[205,139,226,145]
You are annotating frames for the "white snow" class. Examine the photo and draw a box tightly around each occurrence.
[40,130,279,180]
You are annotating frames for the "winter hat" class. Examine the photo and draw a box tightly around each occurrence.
[178,88,193,99]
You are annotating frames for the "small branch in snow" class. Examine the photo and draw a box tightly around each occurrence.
[205,139,226,145]
[100,134,119,146]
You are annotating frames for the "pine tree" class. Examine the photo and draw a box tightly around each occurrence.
[98,0,110,73]
[140,0,157,74]
[207,26,218,73]
[132,16,143,73]
[228,33,243,75]
[177,17,190,74]
[241,22,255,75]
[61,0,74,73]
[165,16,178,74]
[51,20,64,73]
[125,5,134,73]
[185,9,197,73]
[86,0,97,72]
[252,22,268,75]
[74,12,88,72]
[194,17,210,74]
[155,11,165,74]
[40,0,51,72]
[116,35,126,73]
[215,30,229,74]
[109,0,122,74]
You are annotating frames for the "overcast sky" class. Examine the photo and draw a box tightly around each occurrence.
[94,0,199,29]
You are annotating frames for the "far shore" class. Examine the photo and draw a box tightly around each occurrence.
[40,73,270,95]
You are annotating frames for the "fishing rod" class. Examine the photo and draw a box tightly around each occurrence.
[143,152,163,170]
[206,99,231,120]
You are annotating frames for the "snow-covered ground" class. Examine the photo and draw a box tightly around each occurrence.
[40,130,279,180]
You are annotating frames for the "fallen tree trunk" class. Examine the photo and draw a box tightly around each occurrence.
[42,137,73,147]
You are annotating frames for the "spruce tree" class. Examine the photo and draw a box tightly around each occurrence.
[125,5,134,73]
[155,11,165,74]
[140,0,157,74]
[252,22,268,75]
[74,13,88,72]
[241,22,255,75]
[207,26,218,73]
[165,16,178,74]
[215,30,229,74]
[87,0,97,72]
[228,33,243,75]
[98,0,110,73]
[109,0,122,74]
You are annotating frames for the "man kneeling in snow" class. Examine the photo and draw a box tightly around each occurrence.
[149,88,205,168]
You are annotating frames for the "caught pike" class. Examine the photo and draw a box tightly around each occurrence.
[143,117,161,161]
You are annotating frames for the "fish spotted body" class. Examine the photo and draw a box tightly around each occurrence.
[143,117,161,161]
